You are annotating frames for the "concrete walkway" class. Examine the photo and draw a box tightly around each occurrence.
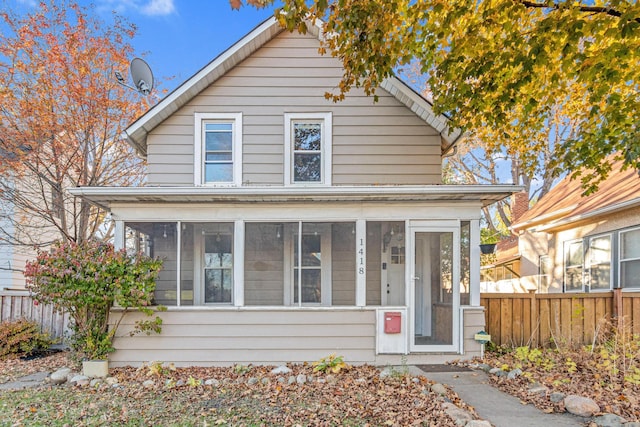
[412,367,588,427]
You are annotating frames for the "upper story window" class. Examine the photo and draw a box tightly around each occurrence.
[194,113,242,186]
[284,112,332,186]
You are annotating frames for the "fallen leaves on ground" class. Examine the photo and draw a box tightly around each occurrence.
[480,349,640,422]
[0,353,474,426]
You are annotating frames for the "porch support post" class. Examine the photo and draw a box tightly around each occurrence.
[233,220,244,307]
[470,219,481,306]
[355,219,366,307]
[113,219,124,250]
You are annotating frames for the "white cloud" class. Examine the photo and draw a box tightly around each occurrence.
[140,0,176,16]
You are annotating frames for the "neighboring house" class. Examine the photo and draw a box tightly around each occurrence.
[70,18,517,367]
[511,159,640,293]
[480,191,535,293]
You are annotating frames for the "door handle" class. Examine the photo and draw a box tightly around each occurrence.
[412,276,420,281]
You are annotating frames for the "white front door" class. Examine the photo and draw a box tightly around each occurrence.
[410,225,460,353]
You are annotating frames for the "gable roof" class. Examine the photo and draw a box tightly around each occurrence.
[512,159,640,232]
[123,16,462,157]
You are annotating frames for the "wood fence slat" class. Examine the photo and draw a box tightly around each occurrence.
[539,298,550,347]
[500,298,512,346]
[489,299,501,345]
[632,296,640,335]
[571,298,583,347]
[513,298,523,346]
[583,297,595,345]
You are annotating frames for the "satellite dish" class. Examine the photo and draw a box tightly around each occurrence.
[114,57,154,96]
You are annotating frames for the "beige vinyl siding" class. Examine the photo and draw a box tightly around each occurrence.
[109,309,376,366]
[147,31,442,186]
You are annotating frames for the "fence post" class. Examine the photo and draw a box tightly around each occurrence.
[613,288,623,333]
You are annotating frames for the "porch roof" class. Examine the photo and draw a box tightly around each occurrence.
[68,185,520,210]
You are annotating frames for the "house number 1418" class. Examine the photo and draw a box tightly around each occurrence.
[358,238,365,275]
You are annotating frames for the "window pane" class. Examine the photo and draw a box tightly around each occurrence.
[565,266,583,291]
[294,269,321,303]
[205,131,232,151]
[294,234,321,267]
[294,153,321,182]
[205,123,232,132]
[244,223,286,306]
[590,264,611,290]
[331,223,356,306]
[621,260,640,288]
[205,163,233,182]
[125,222,178,306]
[621,229,640,259]
[205,269,232,303]
[567,241,583,266]
[589,236,611,264]
[294,123,321,150]
[205,234,233,268]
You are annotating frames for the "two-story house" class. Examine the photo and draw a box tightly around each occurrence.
[70,17,517,367]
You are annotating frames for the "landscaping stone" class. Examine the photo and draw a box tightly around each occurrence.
[623,422,640,427]
[475,363,492,372]
[204,378,219,386]
[593,414,627,427]
[176,379,185,386]
[550,392,565,403]
[507,368,522,379]
[442,402,472,426]
[296,374,307,384]
[105,377,118,386]
[261,378,269,385]
[527,383,549,395]
[142,379,155,388]
[50,368,72,385]
[277,377,285,384]
[287,376,296,385]
[379,367,393,378]
[488,368,502,375]
[326,374,337,385]
[90,379,103,388]
[70,375,90,386]
[430,383,447,396]
[270,366,291,375]
[247,377,258,385]
[563,395,600,417]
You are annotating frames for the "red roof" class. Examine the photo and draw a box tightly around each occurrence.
[512,159,640,231]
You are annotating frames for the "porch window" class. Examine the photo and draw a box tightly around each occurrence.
[244,222,355,306]
[284,113,332,185]
[538,255,551,293]
[564,240,584,292]
[125,222,178,306]
[194,113,242,186]
[587,234,611,291]
[620,227,640,289]
[365,221,406,306]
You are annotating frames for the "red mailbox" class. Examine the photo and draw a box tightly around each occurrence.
[384,311,402,334]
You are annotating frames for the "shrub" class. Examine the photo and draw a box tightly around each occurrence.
[0,319,53,360]
[24,240,164,361]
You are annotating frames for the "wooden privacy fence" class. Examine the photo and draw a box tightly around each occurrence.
[0,290,70,340]
[481,290,640,348]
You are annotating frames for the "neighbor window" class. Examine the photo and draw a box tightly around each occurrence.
[194,113,242,185]
[587,234,611,291]
[284,113,332,185]
[620,227,640,289]
[564,240,584,292]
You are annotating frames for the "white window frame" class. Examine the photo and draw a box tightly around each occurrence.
[586,233,612,292]
[193,223,235,305]
[538,254,550,293]
[283,222,332,306]
[194,112,242,186]
[284,112,332,186]
[619,226,640,290]
[564,239,584,292]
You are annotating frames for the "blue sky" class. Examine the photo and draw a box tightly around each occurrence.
[15,0,279,92]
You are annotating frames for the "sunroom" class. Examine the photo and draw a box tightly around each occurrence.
[70,186,515,366]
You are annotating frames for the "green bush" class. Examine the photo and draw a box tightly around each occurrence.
[24,240,164,361]
[0,319,53,360]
